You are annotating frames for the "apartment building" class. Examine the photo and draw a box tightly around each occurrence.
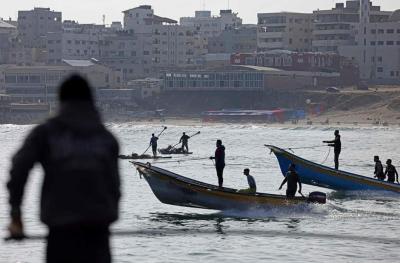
[0,19,17,64]
[180,10,242,38]
[17,8,63,64]
[207,25,257,54]
[313,1,391,52]
[257,12,312,52]
[340,1,400,83]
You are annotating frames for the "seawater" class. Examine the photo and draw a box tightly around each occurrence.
[1,123,399,263]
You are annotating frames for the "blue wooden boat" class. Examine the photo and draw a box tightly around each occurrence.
[133,162,326,211]
[266,145,400,193]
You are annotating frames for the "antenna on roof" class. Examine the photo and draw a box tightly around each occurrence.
[102,14,105,26]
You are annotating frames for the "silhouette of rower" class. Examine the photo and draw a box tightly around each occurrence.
[323,130,341,169]
[6,74,120,263]
[279,164,302,198]
[179,132,190,153]
[150,133,159,157]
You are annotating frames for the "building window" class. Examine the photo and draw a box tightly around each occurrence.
[371,29,376,34]
[391,71,395,77]
[378,57,383,62]
[387,29,394,34]
[370,41,376,46]
[378,29,384,34]
[378,41,384,45]
[377,67,383,73]
[387,41,394,45]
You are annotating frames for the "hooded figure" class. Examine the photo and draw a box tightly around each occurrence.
[7,74,120,263]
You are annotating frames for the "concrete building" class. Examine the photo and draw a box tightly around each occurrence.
[2,60,122,103]
[62,21,109,60]
[339,0,400,83]
[17,7,63,64]
[0,19,17,64]
[313,1,391,52]
[257,12,313,52]
[207,25,257,54]
[127,78,162,98]
[180,10,242,38]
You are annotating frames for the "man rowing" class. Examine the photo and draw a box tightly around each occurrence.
[179,132,190,153]
[150,133,159,157]
[279,164,302,198]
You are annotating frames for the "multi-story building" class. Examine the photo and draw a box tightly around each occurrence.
[257,12,312,52]
[313,1,391,52]
[180,10,242,38]
[17,7,63,64]
[339,0,400,83]
[62,21,110,60]
[207,25,257,54]
[0,19,17,64]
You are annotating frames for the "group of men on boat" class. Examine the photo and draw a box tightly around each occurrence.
[149,132,191,157]
[323,129,398,183]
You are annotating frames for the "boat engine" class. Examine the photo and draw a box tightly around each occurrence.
[308,191,327,204]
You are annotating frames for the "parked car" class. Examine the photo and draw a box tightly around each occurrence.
[326,87,340,93]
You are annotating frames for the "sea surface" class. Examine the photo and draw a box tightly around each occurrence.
[1,122,400,263]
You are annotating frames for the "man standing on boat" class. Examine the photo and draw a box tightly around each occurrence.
[238,168,257,193]
[279,164,302,198]
[323,130,341,170]
[6,75,120,263]
[150,133,159,157]
[210,140,225,187]
[374,156,385,180]
[179,132,190,153]
[384,159,399,184]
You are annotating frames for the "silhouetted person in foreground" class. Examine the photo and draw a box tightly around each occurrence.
[210,140,225,187]
[323,130,341,170]
[238,168,257,194]
[179,132,190,153]
[385,159,399,184]
[373,156,385,181]
[279,164,302,198]
[150,133,159,157]
[7,74,121,263]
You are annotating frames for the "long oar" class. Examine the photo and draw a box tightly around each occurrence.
[141,126,167,155]
[170,131,201,149]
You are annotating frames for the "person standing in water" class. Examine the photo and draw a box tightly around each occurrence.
[384,159,399,184]
[323,130,341,170]
[373,156,385,181]
[150,133,159,157]
[279,164,302,198]
[210,140,225,187]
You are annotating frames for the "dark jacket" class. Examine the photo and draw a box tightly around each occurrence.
[7,102,120,227]
[215,145,225,168]
[327,135,341,154]
[374,160,385,180]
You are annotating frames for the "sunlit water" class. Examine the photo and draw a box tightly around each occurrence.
[1,122,399,262]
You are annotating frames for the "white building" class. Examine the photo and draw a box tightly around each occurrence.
[313,1,391,52]
[257,12,313,52]
[180,10,242,38]
[339,0,400,82]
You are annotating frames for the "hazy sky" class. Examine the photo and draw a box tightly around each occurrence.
[1,0,399,25]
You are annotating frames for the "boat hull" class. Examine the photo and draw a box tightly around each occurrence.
[267,145,400,193]
[134,162,321,211]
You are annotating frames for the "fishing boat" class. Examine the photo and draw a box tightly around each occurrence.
[119,154,172,160]
[266,145,400,193]
[158,147,193,155]
[133,162,326,211]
